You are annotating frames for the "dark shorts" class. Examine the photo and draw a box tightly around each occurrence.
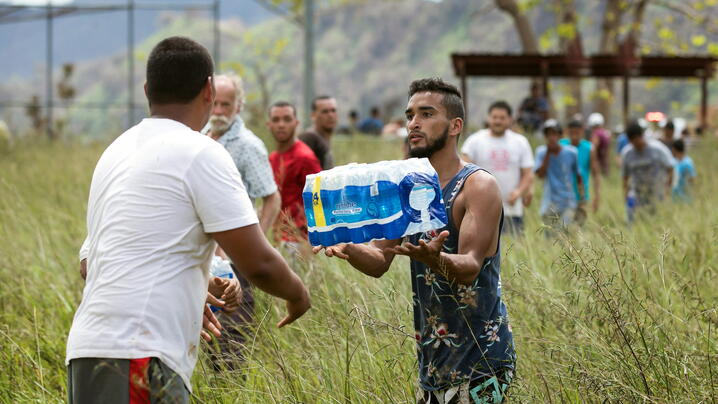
[417,369,513,404]
[67,357,188,404]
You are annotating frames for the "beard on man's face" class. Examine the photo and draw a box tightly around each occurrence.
[408,125,449,158]
[209,114,233,133]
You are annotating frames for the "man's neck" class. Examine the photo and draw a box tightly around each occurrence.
[150,104,205,132]
[429,147,465,189]
[570,139,580,146]
[489,129,507,138]
[312,125,332,140]
[210,127,228,140]
[277,137,297,153]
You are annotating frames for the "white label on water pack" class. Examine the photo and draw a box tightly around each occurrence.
[332,201,362,216]
[370,183,379,197]
[408,185,435,211]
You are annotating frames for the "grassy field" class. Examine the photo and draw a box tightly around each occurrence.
[0,134,716,403]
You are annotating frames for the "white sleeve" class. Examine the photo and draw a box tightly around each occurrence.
[79,237,89,261]
[186,143,259,233]
[519,136,535,168]
[460,133,478,162]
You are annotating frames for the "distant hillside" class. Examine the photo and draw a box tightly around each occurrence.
[2,0,716,137]
[0,0,274,78]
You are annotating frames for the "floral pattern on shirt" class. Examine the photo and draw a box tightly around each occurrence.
[409,164,516,392]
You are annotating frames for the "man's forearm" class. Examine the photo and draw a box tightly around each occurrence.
[666,169,673,194]
[592,171,600,201]
[244,249,306,302]
[623,177,629,198]
[259,192,281,233]
[518,168,536,192]
[344,243,394,278]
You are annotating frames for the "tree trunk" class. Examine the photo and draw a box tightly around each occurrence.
[556,0,582,121]
[594,0,624,126]
[495,0,538,53]
[628,0,651,45]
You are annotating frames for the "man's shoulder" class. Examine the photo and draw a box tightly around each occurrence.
[461,168,502,206]
[621,144,635,158]
[296,140,320,158]
[232,127,268,154]
[464,129,490,145]
[299,130,320,140]
[646,141,669,155]
[506,130,531,145]
[142,119,219,159]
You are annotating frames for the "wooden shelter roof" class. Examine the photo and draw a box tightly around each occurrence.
[451,53,717,78]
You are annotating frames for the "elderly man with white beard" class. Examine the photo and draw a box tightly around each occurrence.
[203,73,281,230]
[201,72,281,371]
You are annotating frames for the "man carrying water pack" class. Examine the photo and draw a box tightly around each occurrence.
[315,78,516,403]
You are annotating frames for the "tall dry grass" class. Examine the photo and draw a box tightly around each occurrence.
[0,134,715,403]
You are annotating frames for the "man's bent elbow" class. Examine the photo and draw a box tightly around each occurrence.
[367,266,389,279]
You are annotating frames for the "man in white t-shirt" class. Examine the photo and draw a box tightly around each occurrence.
[461,101,535,235]
[67,37,310,404]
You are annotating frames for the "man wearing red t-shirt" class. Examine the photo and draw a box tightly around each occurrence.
[267,101,322,244]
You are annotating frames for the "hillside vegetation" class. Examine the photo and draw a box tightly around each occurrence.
[5,0,718,137]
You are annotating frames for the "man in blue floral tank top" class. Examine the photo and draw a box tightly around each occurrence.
[315,78,516,403]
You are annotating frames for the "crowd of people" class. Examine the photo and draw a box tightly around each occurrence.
[67,36,700,404]
[461,98,699,235]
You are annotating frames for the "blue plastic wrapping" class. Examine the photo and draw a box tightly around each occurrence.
[302,158,448,247]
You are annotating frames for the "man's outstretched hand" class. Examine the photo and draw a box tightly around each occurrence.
[384,230,449,268]
[312,243,350,260]
[277,288,311,328]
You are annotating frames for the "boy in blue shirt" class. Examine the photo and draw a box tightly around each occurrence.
[559,120,601,222]
[671,139,696,201]
[535,120,584,232]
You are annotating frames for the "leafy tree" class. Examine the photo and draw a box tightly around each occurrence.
[493,0,718,124]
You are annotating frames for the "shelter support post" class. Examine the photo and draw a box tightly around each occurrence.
[459,61,467,130]
[213,0,220,66]
[701,71,708,131]
[622,74,629,128]
[127,0,134,128]
[46,3,53,139]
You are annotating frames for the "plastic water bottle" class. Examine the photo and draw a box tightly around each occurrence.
[302,158,448,247]
[626,190,637,224]
[209,256,234,312]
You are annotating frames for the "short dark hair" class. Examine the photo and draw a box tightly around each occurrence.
[665,120,675,130]
[672,138,685,153]
[488,101,512,117]
[268,100,296,117]
[311,95,333,111]
[626,121,644,140]
[407,77,464,120]
[349,110,358,119]
[370,106,380,116]
[567,119,583,128]
[146,36,214,105]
